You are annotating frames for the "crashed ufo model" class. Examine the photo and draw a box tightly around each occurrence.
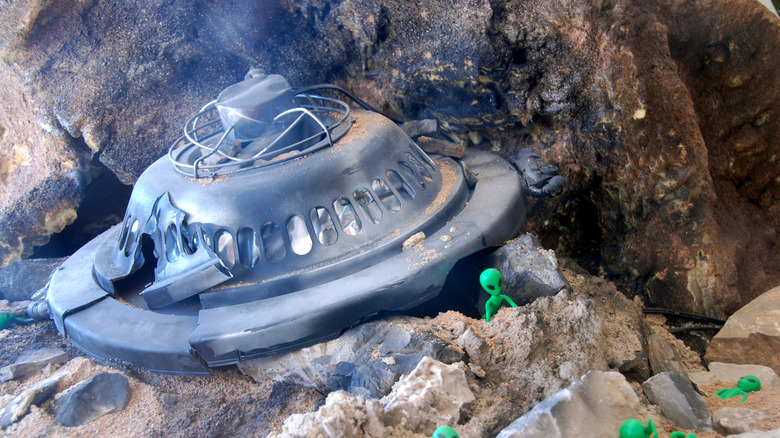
[46,71,527,375]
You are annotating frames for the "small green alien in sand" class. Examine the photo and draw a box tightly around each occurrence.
[713,375,761,403]
[480,268,517,322]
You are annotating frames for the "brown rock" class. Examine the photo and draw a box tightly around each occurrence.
[417,136,466,158]
[705,286,780,373]
[0,61,86,266]
[647,333,689,379]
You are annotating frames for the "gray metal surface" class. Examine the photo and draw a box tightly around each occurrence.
[47,92,527,375]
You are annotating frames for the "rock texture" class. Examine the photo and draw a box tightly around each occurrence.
[0,0,778,315]
[482,233,569,308]
[270,357,474,437]
[0,348,68,382]
[496,371,639,438]
[0,371,62,427]
[713,407,772,436]
[642,371,712,431]
[706,286,780,373]
[690,362,780,390]
[238,318,464,398]
[54,372,130,427]
[647,333,689,379]
[0,257,65,301]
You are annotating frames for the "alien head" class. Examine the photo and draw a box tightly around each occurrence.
[480,268,503,296]
[432,425,460,438]
[737,375,761,392]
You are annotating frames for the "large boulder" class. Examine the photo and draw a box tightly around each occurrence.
[1,0,778,316]
[705,286,780,373]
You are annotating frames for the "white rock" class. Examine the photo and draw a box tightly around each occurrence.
[497,370,640,438]
[713,407,771,435]
[689,362,780,389]
[381,356,474,433]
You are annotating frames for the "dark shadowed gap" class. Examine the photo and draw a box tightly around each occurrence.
[32,158,132,259]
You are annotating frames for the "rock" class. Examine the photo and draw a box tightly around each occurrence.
[382,357,474,432]
[270,357,473,437]
[456,327,489,360]
[481,234,569,311]
[400,119,438,138]
[0,348,68,382]
[238,317,463,398]
[496,370,640,438]
[713,407,771,436]
[730,429,780,437]
[647,333,689,379]
[0,59,86,267]
[0,257,66,301]
[271,390,387,438]
[689,362,780,390]
[54,372,130,427]
[0,371,63,427]
[706,286,780,373]
[416,136,466,158]
[642,372,712,431]
[402,231,426,251]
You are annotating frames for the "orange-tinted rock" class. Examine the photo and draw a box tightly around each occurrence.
[705,286,780,373]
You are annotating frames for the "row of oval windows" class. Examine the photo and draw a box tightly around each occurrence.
[119,151,437,269]
[212,165,432,269]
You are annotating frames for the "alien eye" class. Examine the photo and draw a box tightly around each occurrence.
[498,278,502,287]
[487,285,495,291]
[748,378,756,382]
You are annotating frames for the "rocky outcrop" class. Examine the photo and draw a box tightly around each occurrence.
[270,357,474,437]
[705,286,780,373]
[238,318,464,398]
[1,0,778,314]
[496,371,639,437]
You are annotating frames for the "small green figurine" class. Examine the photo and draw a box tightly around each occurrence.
[619,418,658,438]
[712,375,761,403]
[480,268,517,322]
[669,432,697,438]
[432,425,459,438]
[0,311,35,330]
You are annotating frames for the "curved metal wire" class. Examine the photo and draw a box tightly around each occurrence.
[169,93,351,178]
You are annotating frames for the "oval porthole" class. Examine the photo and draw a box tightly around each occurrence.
[333,197,362,236]
[353,187,383,224]
[287,215,313,255]
[406,152,434,181]
[386,169,415,200]
[214,230,236,269]
[261,222,287,262]
[371,179,401,213]
[399,161,425,188]
[124,218,140,257]
[237,227,260,268]
[310,207,338,246]
[165,224,180,263]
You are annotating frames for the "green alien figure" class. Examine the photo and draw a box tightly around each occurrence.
[480,268,517,322]
[713,375,761,403]
[669,432,698,438]
[432,425,459,438]
[0,311,35,330]
[619,418,658,438]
